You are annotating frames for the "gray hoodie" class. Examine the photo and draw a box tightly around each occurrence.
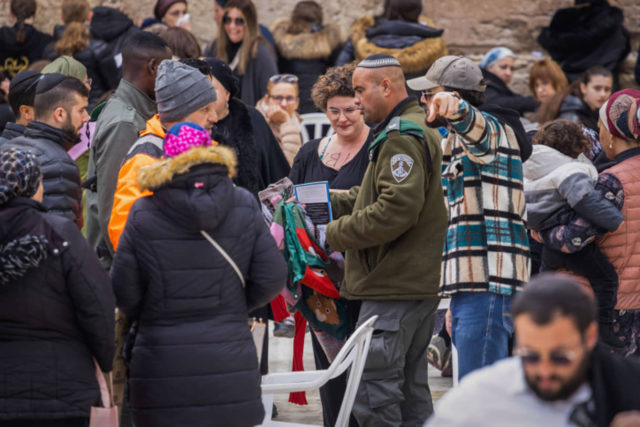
[524,144,623,232]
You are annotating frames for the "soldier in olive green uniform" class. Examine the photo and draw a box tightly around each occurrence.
[326,54,447,426]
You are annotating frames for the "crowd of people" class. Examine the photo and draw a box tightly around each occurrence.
[1,0,640,426]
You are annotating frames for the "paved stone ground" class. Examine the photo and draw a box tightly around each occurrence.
[267,322,453,425]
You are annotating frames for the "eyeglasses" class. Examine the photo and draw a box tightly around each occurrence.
[269,74,298,84]
[223,16,244,26]
[515,348,579,366]
[327,106,360,118]
[270,95,297,104]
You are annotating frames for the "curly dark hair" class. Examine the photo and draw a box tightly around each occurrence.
[532,119,593,159]
[311,63,356,112]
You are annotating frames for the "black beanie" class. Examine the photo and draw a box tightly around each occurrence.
[204,58,240,99]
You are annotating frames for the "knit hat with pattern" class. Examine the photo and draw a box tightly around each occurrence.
[0,147,42,205]
[599,89,640,142]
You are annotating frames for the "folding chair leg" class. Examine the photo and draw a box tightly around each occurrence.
[261,393,274,424]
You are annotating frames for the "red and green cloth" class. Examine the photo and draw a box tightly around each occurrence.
[269,202,349,404]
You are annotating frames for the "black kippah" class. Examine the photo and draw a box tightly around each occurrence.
[357,53,401,68]
[10,70,40,90]
[35,73,67,94]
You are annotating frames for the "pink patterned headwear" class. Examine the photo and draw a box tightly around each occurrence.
[163,122,212,157]
[599,89,640,142]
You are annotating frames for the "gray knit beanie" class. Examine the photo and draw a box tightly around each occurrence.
[155,60,217,123]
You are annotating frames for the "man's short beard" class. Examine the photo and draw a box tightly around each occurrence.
[524,351,591,402]
[62,110,79,136]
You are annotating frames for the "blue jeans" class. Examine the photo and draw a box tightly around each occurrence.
[450,292,513,381]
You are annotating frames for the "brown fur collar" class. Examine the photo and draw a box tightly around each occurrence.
[138,145,237,191]
[271,19,344,60]
[349,15,448,74]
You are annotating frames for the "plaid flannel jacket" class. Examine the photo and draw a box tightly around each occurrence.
[440,99,530,296]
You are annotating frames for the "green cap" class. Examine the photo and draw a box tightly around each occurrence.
[41,56,87,83]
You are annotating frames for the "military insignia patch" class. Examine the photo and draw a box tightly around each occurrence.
[390,154,414,183]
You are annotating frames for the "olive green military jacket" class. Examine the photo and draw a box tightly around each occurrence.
[326,99,447,300]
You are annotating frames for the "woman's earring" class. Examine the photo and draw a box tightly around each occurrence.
[609,143,613,149]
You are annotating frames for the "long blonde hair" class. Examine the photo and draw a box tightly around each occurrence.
[55,0,91,57]
[216,0,261,76]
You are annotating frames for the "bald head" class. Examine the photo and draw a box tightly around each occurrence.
[368,66,407,93]
[353,65,409,124]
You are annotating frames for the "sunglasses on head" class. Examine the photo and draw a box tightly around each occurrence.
[515,348,578,366]
[223,16,244,26]
[269,74,298,84]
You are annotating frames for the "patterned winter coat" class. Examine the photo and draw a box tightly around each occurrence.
[440,98,530,296]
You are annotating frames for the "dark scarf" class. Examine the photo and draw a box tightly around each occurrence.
[226,41,242,65]
[24,121,80,151]
[211,98,262,195]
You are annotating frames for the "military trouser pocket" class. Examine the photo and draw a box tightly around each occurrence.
[362,372,405,409]
[364,317,401,371]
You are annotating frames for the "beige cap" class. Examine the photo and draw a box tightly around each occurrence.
[407,55,486,92]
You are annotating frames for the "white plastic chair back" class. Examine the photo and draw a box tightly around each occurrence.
[261,315,378,427]
[300,113,334,143]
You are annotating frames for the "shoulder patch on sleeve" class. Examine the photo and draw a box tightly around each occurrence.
[391,154,414,183]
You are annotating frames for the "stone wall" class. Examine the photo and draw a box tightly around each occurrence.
[1,0,638,93]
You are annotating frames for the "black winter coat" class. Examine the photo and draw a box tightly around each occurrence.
[0,24,53,78]
[0,198,115,420]
[538,1,630,83]
[3,122,83,227]
[589,344,640,427]
[558,95,598,133]
[212,98,290,195]
[0,103,14,132]
[271,20,344,114]
[79,7,139,108]
[482,69,537,117]
[111,146,287,427]
[0,122,25,146]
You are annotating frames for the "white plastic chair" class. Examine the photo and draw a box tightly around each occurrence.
[300,113,334,144]
[260,315,378,427]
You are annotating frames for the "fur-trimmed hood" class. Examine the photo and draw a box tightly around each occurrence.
[138,145,238,192]
[271,19,344,60]
[136,145,241,231]
[349,15,447,74]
